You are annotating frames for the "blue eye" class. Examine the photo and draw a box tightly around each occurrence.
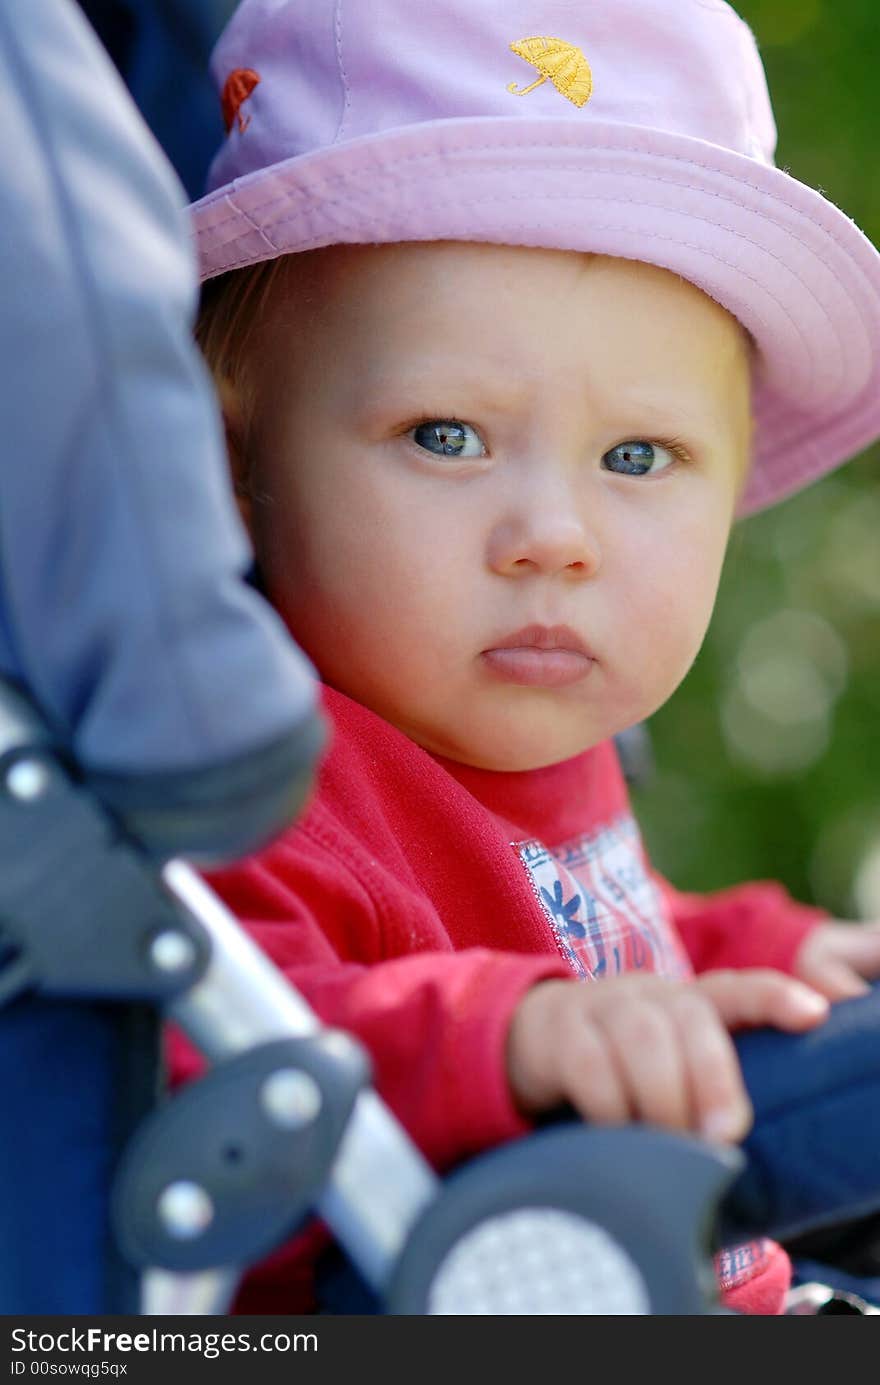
[602,440,678,476]
[410,420,485,459]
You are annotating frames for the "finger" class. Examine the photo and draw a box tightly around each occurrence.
[556,1015,634,1126]
[597,1000,692,1132]
[798,953,870,1001]
[669,990,753,1144]
[696,969,829,1031]
[831,920,880,939]
[835,925,880,978]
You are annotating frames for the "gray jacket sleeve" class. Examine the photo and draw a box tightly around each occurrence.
[0,0,320,795]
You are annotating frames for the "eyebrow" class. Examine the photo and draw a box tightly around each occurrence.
[348,364,532,419]
[348,367,742,439]
[603,389,734,436]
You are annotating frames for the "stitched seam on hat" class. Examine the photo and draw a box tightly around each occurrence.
[205,140,872,268]
[219,163,867,289]
[209,166,874,358]
[205,211,814,372]
[332,0,352,146]
[748,380,880,475]
[739,379,878,467]
[269,185,844,336]
[205,210,798,354]
[201,175,875,371]
[219,192,277,253]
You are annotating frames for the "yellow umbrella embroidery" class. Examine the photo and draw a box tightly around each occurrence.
[507,36,593,108]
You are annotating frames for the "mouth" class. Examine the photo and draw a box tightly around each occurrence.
[480,624,595,688]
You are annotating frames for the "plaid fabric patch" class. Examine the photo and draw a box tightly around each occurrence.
[515,814,771,1301]
[514,814,692,981]
[715,1238,773,1290]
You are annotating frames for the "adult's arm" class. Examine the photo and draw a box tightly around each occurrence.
[0,0,322,858]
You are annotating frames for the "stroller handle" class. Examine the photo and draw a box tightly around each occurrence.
[162,860,439,1292]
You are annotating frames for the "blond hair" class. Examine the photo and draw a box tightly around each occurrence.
[195,257,290,397]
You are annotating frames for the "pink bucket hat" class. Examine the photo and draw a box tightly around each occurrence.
[191,0,880,516]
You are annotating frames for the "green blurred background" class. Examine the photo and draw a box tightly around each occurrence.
[632,0,880,918]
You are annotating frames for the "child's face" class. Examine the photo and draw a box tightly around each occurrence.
[239,242,751,770]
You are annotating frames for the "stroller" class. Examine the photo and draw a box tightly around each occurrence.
[3,0,880,1318]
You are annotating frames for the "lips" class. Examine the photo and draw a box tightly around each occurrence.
[481,624,595,688]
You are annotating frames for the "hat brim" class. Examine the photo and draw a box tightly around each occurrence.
[190,116,880,515]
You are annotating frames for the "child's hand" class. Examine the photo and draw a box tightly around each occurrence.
[793,921,880,1001]
[506,970,829,1145]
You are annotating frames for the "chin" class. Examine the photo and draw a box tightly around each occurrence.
[468,745,592,772]
[445,712,604,772]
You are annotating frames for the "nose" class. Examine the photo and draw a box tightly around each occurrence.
[486,502,601,579]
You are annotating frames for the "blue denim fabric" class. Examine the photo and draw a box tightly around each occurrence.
[790,1258,880,1307]
[0,1000,142,1312]
[726,982,880,1245]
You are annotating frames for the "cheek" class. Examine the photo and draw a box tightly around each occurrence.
[257,463,470,672]
[618,512,730,680]
[266,494,392,632]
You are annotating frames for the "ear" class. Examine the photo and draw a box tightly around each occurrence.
[217,376,254,535]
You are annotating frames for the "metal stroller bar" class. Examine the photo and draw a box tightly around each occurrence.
[0,676,438,1314]
[159,860,439,1298]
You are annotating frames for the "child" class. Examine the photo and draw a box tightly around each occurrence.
[183,0,880,1313]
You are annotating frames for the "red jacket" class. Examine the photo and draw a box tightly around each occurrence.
[171,684,825,1314]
